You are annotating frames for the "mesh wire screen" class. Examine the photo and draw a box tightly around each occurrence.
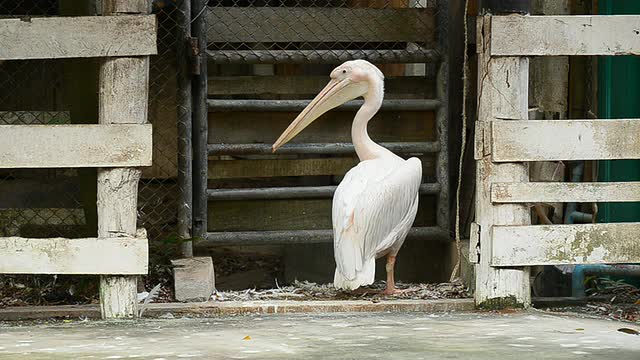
[206,0,439,65]
[0,0,191,247]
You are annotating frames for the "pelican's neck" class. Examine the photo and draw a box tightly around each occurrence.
[352,82,391,161]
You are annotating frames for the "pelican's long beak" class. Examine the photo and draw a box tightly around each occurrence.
[272,78,359,152]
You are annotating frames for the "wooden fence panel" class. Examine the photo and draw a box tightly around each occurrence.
[0,124,152,168]
[0,15,157,60]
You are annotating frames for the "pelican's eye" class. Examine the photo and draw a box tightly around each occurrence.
[342,69,347,74]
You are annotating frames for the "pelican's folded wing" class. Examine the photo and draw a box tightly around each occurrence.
[332,157,422,280]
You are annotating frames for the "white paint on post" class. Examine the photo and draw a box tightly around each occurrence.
[492,120,640,162]
[492,223,640,266]
[0,15,157,60]
[491,15,640,56]
[492,182,640,203]
[0,124,152,168]
[98,0,152,319]
[0,236,148,275]
[475,16,530,307]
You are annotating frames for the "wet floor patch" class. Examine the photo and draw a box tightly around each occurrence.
[1,311,639,359]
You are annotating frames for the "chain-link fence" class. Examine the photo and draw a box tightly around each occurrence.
[206,0,439,65]
[202,0,451,279]
[0,0,191,261]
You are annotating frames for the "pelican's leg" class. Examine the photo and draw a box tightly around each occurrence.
[383,255,398,295]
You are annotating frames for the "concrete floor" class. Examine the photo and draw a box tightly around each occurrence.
[0,311,639,359]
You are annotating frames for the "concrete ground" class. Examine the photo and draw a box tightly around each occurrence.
[1,311,639,359]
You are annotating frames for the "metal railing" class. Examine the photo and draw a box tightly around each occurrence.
[196,0,452,247]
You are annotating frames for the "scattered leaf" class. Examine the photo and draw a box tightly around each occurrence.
[575,328,584,331]
[243,335,252,340]
[618,328,639,335]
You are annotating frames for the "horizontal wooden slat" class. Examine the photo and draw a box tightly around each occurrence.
[492,182,640,203]
[209,157,435,179]
[491,15,640,56]
[208,76,432,96]
[0,15,157,60]
[0,124,152,168]
[208,198,436,232]
[492,223,640,266]
[207,7,435,43]
[209,111,435,144]
[209,158,358,179]
[0,235,148,274]
[492,120,640,162]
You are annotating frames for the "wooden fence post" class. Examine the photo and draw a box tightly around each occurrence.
[474,15,531,308]
[98,0,151,319]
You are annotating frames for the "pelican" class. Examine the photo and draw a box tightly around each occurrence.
[272,60,421,294]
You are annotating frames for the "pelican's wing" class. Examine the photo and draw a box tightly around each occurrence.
[332,157,422,280]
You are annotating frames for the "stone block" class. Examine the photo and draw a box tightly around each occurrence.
[171,257,215,302]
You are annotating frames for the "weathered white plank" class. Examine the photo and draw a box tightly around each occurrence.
[492,182,640,203]
[98,0,151,319]
[491,15,640,56]
[492,120,640,162]
[0,15,157,60]
[0,235,148,274]
[474,16,531,308]
[492,223,640,266]
[0,124,152,168]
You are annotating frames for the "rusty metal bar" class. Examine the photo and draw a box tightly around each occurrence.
[206,48,440,64]
[207,99,441,112]
[177,0,193,257]
[207,142,440,155]
[207,184,441,201]
[198,227,451,246]
[192,0,208,242]
[435,0,450,234]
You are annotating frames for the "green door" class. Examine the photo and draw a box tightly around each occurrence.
[598,1,640,222]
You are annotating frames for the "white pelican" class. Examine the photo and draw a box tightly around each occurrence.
[272,60,421,294]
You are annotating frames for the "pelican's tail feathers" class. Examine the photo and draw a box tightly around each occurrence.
[333,258,376,290]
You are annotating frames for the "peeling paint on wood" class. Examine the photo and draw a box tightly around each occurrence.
[492,223,640,266]
[0,15,157,60]
[492,16,640,56]
[492,182,640,203]
[98,0,152,319]
[492,120,640,162]
[0,124,152,168]
[0,235,148,274]
[474,16,530,308]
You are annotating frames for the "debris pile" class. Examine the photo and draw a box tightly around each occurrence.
[212,279,470,302]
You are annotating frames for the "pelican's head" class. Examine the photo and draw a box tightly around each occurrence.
[272,60,384,152]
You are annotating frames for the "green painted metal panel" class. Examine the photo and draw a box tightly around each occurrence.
[597,1,640,223]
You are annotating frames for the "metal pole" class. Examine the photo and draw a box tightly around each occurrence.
[207,99,441,112]
[436,0,450,233]
[207,142,441,156]
[177,0,193,257]
[207,184,442,201]
[198,227,451,247]
[206,49,440,64]
[191,0,208,243]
